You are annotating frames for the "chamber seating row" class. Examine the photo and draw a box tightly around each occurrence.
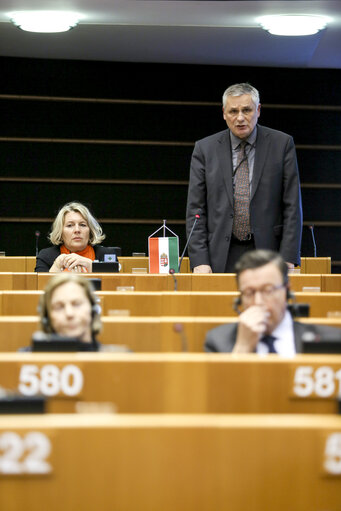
[1,316,341,353]
[0,413,340,511]
[1,352,341,414]
[0,271,340,291]
[0,256,332,274]
[0,290,339,317]
[0,414,341,511]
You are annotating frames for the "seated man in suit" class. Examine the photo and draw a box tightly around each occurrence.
[205,249,341,354]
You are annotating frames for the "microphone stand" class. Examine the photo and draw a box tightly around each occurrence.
[309,225,317,257]
[178,214,200,273]
[35,231,40,257]
[169,268,178,291]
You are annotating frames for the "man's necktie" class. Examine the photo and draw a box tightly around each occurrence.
[261,335,277,353]
[232,141,251,240]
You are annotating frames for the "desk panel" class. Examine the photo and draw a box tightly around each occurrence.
[0,256,332,275]
[0,290,340,317]
[0,257,27,272]
[1,272,333,292]
[301,257,331,274]
[0,414,340,511]
[1,316,341,353]
[0,354,341,414]
[36,272,193,291]
[322,274,341,292]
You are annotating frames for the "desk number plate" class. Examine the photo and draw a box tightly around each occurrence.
[0,431,52,475]
[291,365,341,399]
[18,364,84,398]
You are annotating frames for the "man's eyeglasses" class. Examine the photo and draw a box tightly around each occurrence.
[240,283,286,301]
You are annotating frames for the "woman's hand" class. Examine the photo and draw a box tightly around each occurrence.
[49,254,67,273]
[49,253,92,273]
[62,253,93,273]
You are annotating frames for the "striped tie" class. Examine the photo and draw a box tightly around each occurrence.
[232,141,251,240]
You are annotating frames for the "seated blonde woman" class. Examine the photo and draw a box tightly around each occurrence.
[35,202,110,273]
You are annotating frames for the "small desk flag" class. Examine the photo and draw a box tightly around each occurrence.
[148,221,179,274]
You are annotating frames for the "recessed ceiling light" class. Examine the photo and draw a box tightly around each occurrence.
[257,14,331,36]
[8,11,83,33]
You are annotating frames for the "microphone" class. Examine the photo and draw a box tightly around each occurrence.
[169,268,178,291]
[35,230,40,257]
[309,225,317,257]
[173,323,188,352]
[178,211,201,273]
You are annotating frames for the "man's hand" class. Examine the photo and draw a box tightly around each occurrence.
[193,265,212,274]
[286,262,294,269]
[232,305,270,353]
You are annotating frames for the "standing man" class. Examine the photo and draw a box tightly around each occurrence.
[186,83,302,273]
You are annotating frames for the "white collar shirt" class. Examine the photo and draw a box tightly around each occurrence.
[256,310,296,357]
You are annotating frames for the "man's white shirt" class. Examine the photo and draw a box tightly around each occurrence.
[256,310,296,356]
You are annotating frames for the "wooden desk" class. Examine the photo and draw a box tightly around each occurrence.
[0,316,341,353]
[0,272,339,292]
[0,353,341,414]
[300,257,331,274]
[27,256,191,274]
[0,257,28,272]
[0,272,37,290]
[0,413,340,511]
[99,291,341,317]
[0,256,192,273]
[322,274,341,292]
[0,290,340,317]
[36,272,194,291]
[0,256,333,275]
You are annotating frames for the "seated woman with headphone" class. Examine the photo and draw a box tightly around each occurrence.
[35,201,112,273]
[38,273,101,351]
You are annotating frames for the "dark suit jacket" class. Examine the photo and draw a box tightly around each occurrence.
[204,321,341,353]
[186,125,303,271]
[35,245,109,272]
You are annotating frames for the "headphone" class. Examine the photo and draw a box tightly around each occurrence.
[233,296,242,314]
[38,281,101,334]
[233,288,295,315]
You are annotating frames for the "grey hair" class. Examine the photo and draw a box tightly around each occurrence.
[222,83,260,110]
[48,202,105,246]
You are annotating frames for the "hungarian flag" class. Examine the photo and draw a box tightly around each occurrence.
[149,237,179,273]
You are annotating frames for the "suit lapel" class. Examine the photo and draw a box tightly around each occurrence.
[250,126,270,201]
[227,323,239,352]
[216,130,234,208]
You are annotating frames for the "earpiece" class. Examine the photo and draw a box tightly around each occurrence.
[91,301,101,318]
[287,289,295,301]
[37,301,51,333]
[233,296,242,314]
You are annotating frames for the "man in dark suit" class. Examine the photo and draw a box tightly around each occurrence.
[186,83,303,273]
[205,250,341,354]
